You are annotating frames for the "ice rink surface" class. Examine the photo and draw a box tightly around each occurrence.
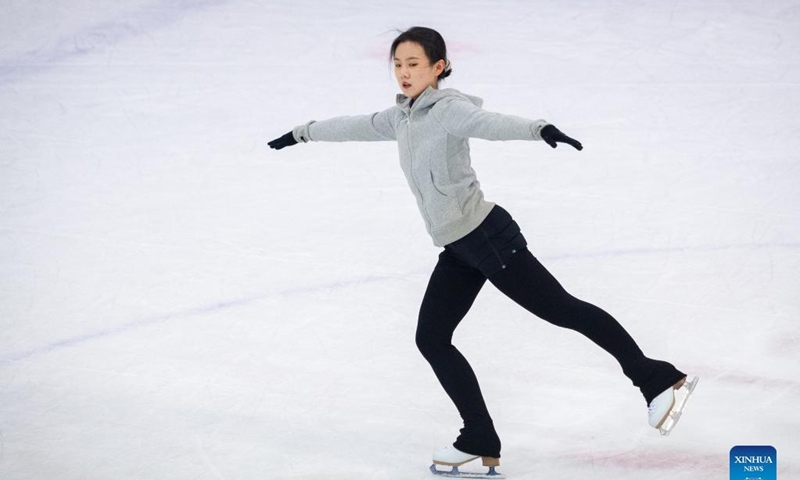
[2,0,799,479]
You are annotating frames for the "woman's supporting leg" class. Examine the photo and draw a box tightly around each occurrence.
[416,249,501,458]
[488,248,685,404]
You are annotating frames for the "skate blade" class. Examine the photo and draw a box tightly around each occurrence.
[659,375,699,436]
[430,464,506,479]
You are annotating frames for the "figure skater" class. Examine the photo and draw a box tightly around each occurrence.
[268,26,697,476]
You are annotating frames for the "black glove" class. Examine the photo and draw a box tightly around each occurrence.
[540,124,583,151]
[268,131,298,150]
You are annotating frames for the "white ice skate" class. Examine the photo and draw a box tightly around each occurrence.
[648,375,699,435]
[429,445,505,479]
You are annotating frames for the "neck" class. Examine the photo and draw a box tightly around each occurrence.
[414,84,438,99]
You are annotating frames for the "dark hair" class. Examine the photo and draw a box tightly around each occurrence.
[389,26,452,81]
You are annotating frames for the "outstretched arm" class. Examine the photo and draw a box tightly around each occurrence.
[268,107,397,150]
[431,97,582,150]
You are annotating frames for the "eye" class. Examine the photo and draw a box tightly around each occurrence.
[409,63,418,67]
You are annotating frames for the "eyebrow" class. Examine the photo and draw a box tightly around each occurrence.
[394,56,421,61]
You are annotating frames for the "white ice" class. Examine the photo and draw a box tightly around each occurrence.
[1,1,799,479]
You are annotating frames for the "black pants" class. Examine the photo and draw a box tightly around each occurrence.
[415,205,685,458]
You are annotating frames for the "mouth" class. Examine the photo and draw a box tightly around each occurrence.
[402,82,412,89]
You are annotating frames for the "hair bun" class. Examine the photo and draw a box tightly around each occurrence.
[439,60,452,80]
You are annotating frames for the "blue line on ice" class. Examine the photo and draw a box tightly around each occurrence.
[545,241,800,261]
[1,241,797,365]
[0,273,395,365]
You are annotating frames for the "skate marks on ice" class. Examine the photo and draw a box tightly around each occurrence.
[0,0,231,85]
[558,447,722,475]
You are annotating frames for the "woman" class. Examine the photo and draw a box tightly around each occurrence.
[268,26,696,475]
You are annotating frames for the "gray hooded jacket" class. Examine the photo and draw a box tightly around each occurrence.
[292,86,549,247]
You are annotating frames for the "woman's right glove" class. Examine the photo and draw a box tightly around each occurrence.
[268,132,298,150]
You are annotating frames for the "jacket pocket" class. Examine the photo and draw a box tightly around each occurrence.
[424,175,462,230]
[430,171,449,197]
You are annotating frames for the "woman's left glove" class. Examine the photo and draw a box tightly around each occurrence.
[268,132,298,150]
[540,125,583,151]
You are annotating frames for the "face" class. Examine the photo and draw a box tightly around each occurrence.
[393,41,445,99]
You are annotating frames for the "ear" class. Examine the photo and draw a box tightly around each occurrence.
[433,59,445,75]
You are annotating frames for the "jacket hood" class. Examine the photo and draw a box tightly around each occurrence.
[396,86,483,113]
